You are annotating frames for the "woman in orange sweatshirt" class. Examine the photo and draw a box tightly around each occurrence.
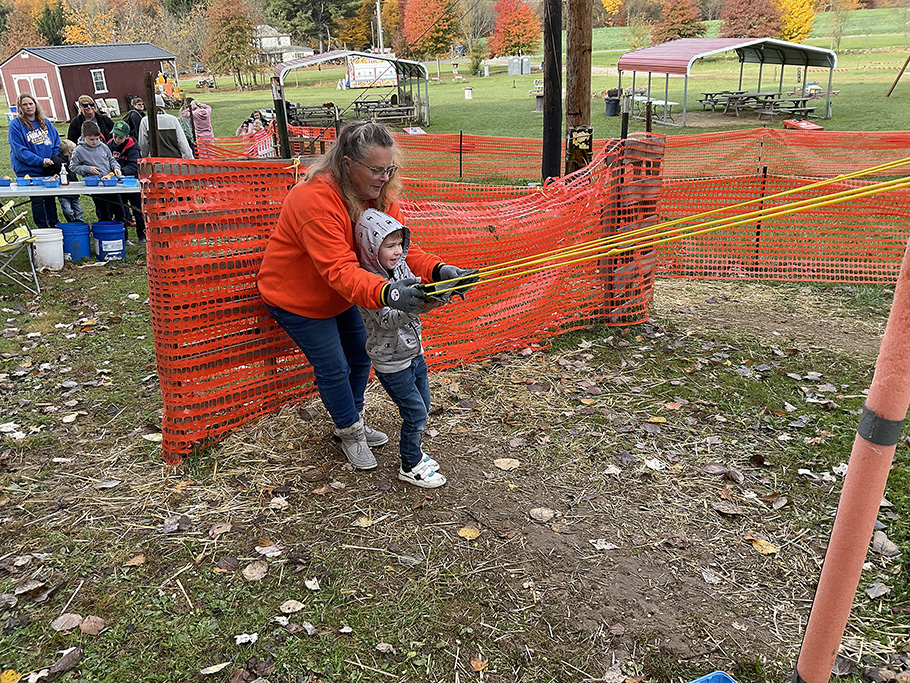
[258,121,473,471]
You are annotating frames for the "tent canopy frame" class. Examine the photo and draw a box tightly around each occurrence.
[617,38,838,127]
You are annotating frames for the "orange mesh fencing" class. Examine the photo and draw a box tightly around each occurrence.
[142,136,664,463]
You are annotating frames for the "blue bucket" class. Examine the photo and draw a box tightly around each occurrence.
[91,221,125,261]
[57,222,91,261]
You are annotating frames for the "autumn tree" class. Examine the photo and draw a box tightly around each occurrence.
[269,0,359,52]
[159,2,207,71]
[651,0,705,43]
[0,0,12,37]
[720,0,781,37]
[2,2,45,60]
[626,14,653,49]
[403,0,461,57]
[487,0,540,57]
[600,0,622,26]
[35,0,65,44]
[382,0,405,53]
[63,0,117,44]
[204,0,260,87]
[778,0,814,42]
[337,0,373,50]
[829,0,858,50]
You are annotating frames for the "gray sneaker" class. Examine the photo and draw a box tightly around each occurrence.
[334,416,388,447]
[334,419,377,470]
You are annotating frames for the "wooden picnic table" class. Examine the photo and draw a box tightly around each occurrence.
[633,95,679,120]
[698,90,747,111]
[754,96,817,121]
[723,91,781,116]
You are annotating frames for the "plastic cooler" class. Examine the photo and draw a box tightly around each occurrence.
[783,119,823,131]
[689,672,738,683]
[91,221,125,261]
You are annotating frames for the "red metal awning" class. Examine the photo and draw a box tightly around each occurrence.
[617,38,837,76]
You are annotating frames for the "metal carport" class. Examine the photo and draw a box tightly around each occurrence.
[274,50,431,125]
[617,38,838,127]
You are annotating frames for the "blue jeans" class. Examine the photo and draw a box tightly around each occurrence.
[264,303,370,430]
[375,355,430,470]
[58,195,83,222]
[30,196,58,229]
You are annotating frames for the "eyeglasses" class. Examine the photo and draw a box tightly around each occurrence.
[352,158,398,179]
[81,103,95,108]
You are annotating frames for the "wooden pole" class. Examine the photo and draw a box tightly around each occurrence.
[144,72,159,158]
[540,0,562,181]
[565,0,592,132]
[564,0,592,174]
[885,52,910,97]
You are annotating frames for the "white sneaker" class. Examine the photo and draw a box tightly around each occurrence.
[419,450,439,470]
[399,458,446,488]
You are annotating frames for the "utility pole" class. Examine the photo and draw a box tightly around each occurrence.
[564,0,593,174]
[540,0,562,181]
[376,0,384,52]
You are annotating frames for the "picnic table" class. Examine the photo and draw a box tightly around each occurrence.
[755,96,816,121]
[698,90,746,111]
[352,97,393,119]
[633,96,679,121]
[723,91,781,116]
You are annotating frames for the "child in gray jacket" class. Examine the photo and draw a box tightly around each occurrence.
[70,120,122,222]
[355,208,448,488]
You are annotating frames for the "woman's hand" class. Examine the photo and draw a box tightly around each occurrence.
[382,277,429,314]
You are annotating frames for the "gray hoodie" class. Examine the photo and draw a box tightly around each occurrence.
[70,140,119,178]
[354,209,424,374]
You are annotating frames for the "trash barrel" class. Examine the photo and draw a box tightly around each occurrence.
[604,97,620,117]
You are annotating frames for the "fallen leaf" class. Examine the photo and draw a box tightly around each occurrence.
[746,537,779,555]
[50,613,82,632]
[14,579,45,596]
[234,633,258,645]
[339,626,353,634]
[61,413,79,423]
[352,516,374,527]
[209,522,232,539]
[645,416,666,423]
[256,544,284,558]
[529,507,556,522]
[269,496,289,510]
[458,527,480,540]
[304,577,320,591]
[301,621,317,635]
[589,539,618,551]
[241,560,268,582]
[644,457,666,470]
[1,671,22,683]
[92,479,121,489]
[214,555,239,572]
[141,433,163,442]
[703,463,728,475]
[871,531,900,557]
[199,663,232,675]
[79,615,106,635]
[550,523,574,534]
[123,553,145,567]
[711,501,744,517]
[701,568,723,585]
[470,657,488,672]
[279,600,304,614]
[866,582,891,599]
[493,458,520,471]
[0,594,17,608]
[48,648,81,676]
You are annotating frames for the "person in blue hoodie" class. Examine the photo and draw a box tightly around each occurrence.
[7,93,60,229]
[108,120,145,243]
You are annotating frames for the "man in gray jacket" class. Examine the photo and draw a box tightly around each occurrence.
[354,208,448,489]
[138,94,194,159]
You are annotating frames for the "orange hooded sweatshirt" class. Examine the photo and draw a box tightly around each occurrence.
[258,174,441,319]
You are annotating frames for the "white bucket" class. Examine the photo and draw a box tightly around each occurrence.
[464,87,473,100]
[32,228,64,271]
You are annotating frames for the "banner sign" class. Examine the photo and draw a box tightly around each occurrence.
[347,56,399,88]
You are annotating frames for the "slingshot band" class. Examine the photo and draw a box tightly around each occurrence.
[857,404,904,447]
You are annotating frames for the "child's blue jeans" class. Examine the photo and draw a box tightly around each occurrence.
[375,355,431,471]
[58,195,83,222]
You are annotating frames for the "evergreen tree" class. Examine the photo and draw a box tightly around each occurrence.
[778,0,815,42]
[720,0,781,37]
[651,0,705,43]
[487,0,540,57]
[403,0,461,57]
[269,0,360,51]
[204,0,260,88]
[36,0,66,45]
[0,0,13,40]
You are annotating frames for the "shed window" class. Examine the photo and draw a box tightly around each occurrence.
[90,69,108,93]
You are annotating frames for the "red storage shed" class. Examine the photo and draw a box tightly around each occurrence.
[0,43,177,122]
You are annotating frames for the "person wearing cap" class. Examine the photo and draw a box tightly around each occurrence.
[108,120,146,243]
[137,94,194,159]
[67,94,114,144]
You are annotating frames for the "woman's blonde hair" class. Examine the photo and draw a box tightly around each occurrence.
[15,93,48,131]
[77,94,95,106]
[304,121,401,223]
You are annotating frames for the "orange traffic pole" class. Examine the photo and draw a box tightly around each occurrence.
[794,240,910,683]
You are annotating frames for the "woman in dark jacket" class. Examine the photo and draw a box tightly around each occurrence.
[122,97,145,139]
[66,94,114,143]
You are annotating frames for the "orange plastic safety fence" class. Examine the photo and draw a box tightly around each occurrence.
[142,137,664,463]
[656,174,910,282]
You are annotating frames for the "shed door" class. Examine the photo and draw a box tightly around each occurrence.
[13,74,58,121]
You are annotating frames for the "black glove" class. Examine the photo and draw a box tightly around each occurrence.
[381,277,429,314]
[438,264,480,299]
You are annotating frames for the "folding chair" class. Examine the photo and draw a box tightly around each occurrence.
[0,200,40,295]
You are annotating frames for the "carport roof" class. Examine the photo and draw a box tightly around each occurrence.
[617,38,837,76]
[274,50,429,83]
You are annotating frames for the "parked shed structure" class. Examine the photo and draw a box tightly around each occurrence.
[0,43,177,122]
[617,38,838,127]
[274,50,431,125]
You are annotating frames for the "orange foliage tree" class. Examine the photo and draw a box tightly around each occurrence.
[403,0,460,57]
[651,0,705,43]
[1,1,45,60]
[487,0,540,57]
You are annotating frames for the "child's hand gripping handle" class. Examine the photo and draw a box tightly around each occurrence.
[381,277,430,314]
